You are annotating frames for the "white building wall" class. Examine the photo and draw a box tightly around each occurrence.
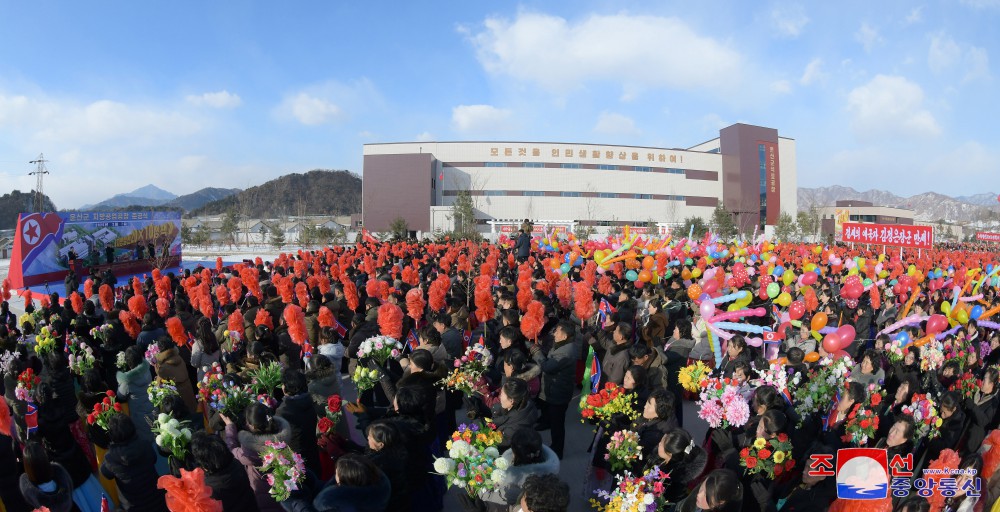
[778,137,798,218]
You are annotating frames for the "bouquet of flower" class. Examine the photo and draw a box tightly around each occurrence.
[590,467,669,512]
[257,393,279,409]
[750,362,791,397]
[90,324,113,343]
[148,379,179,409]
[950,371,978,400]
[248,361,283,396]
[740,434,795,479]
[697,378,751,429]
[15,368,41,402]
[144,343,161,365]
[152,413,192,460]
[68,342,97,376]
[883,338,905,363]
[352,365,381,393]
[0,352,15,377]
[318,395,343,434]
[678,361,711,393]
[434,422,507,496]
[606,430,642,472]
[901,394,942,440]
[842,405,879,446]
[581,383,639,428]
[356,335,402,366]
[197,363,225,403]
[440,343,492,395]
[115,351,128,371]
[920,342,945,372]
[34,326,57,356]
[87,391,125,431]
[258,441,306,502]
[792,356,853,423]
[212,385,255,419]
[222,329,243,354]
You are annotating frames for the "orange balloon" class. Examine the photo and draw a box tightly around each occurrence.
[810,312,829,332]
[642,256,654,270]
[687,284,703,301]
[638,270,652,283]
[912,335,933,347]
[549,258,561,269]
[804,352,820,363]
[681,268,692,280]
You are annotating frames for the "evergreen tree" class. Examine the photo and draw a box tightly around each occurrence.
[710,206,737,239]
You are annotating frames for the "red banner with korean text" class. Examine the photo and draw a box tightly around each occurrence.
[841,222,934,249]
[976,232,1000,243]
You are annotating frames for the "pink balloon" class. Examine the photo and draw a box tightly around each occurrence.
[801,272,817,286]
[822,333,842,353]
[702,279,719,295]
[926,314,948,335]
[835,325,856,347]
[832,349,850,361]
[746,337,763,348]
[700,301,716,319]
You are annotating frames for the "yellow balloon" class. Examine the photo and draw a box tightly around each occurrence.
[878,270,888,279]
[804,263,816,273]
[776,292,792,307]
[782,272,795,286]
[878,254,886,262]
[956,309,970,324]
[907,265,916,276]
[813,246,823,255]
[691,268,702,279]
[941,301,952,316]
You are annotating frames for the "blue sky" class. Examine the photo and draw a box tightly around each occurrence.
[0,1,997,208]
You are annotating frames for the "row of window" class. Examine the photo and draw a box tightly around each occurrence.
[475,162,690,174]
[447,190,687,201]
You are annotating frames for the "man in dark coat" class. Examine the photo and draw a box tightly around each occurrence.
[514,229,530,262]
[190,432,261,512]
[100,415,168,512]
[432,313,464,361]
[530,320,580,459]
[276,369,321,475]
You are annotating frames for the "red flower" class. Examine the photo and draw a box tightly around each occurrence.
[327,395,342,413]
[777,433,789,442]
[774,464,783,476]
[318,417,334,434]
[870,393,882,406]
[113,403,122,412]
[605,382,614,390]
[758,448,773,459]
[581,409,594,418]
[87,413,97,425]
[106,390,115,397]
[786,459,795,470]
[475,474,484,483]
[103,397,111,405]
[745,456,758,469]
[860,419,871,429]
[740,447,750,459]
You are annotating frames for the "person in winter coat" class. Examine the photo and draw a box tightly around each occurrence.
[637,390,679,458]
[307,354,343,416]
[514,229,531,261]
[190,431,261,512]
[675,468,743,512]
[221,402,293,512]
[136,314,165,351]
[432,312,465,361]
[641,299,669,348]
[99,415,168,512]
[115,346,156,440]
[629,343,670,392]
[531,320,580,459]
[848,349,885,387]
[19,442,75,512]
[491,378,540,453]
[277,369,321,476]
[282,453,391,512]
[588,321,634,387]
[479,350,541,413]
[653,428,709,504]
[965,367,999,453]
[714,335,750,379]
[364,420,410,512]
[479,428,560,511]
[190,317,222,382]
[154,339,199,413]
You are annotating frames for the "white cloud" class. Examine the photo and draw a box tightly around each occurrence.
[928,33,961,74]
[964,46,991,82]
[467,12,743,96]
[799,58,827,85]
[769,80,792,94]
[277,93,342,125]
[593,112,640,136]
[700,113,729,132]
[904,7,923,25]
[846,75,941,139]
[185,90,242,109]
[451,104,512,132]
[415,131,435,142]
[769,4,809,37]
[855,23,882,52]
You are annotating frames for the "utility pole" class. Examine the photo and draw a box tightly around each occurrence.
[28,153,49,212]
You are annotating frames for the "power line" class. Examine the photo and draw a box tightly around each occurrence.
[28,153,49,212]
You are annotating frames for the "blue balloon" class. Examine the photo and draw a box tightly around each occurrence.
[773,266,784,277]
[895,331,911,346]
[560,263,571,274]
[988,264,994,273]
[971,305,984,320]
[626,270,638,281]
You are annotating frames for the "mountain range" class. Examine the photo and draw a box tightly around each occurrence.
[189,170,361,218]
[78,184,241,212]
[798,186,1000,223]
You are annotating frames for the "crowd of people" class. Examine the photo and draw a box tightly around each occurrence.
[0,231,997,512]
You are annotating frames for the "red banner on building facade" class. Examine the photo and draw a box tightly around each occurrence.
[841,222,934,249]
[977,232,1000,243]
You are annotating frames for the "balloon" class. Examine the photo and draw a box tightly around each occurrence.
[709,291,749,305]
[895,331,911,346]
[691,268,702,279]
[832,350,850,361]
[971,305,984,320]
[681,269,692,280]
[642,256,654,270]
[822,333,842,353]
[700,301,716,319]
[804,351,820,363]
[789,301,805,320]
[702,279,719,295]
[773,266,784,277]
[775,292,792,308]
[956,308,970,324]
[560,263,571,274]
[801,272,817,286]
[811,312,829,332]
[926,314,948,335]
[835,325,856,347]
[766,282,780,299]
[626,270,639,282]
[634,280,645,289]
[638,270,652,283]
[687,284,703,301]
[746,337,764,348]
[782,272,795,286]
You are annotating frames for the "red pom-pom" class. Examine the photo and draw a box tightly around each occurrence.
[84,279,94,299]
[982,430,1000,481]
[295,281,309,308]
[39,294,50,310]
[156,298,170,318]
[521,300,545,341]
[120,310,140,340]
[406,288,426,323]
[555,279,571,309]
[429,275,449,312]
[926,449,961,512]
[283,304,307,345]
[474,275,495,323]
[574,281,595,323]
[99,284,113,312]
[341,278,358,311]
[365,279,380,302]
[240,268,262,301]
[598,276,613,297]
[318,276,331,296]
[166,317,187,346]
[227,311,244,337]
[378,303,404,340]
[128,295,148,320]
[318,306,335,328]
[216,257,223,274]
[132,277,143,300]
[276,276,293,304]
[254,309,273,330]
[215,285,229,307]
[70,292,84,315]
[227,277,243,304]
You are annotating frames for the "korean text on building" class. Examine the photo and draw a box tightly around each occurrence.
[840,222,934,249]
